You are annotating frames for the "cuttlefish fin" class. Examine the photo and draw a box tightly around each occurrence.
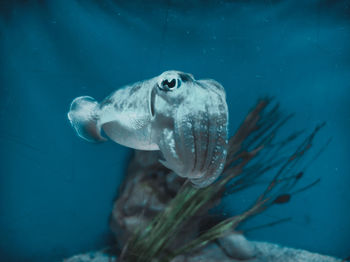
[67,96,107,143]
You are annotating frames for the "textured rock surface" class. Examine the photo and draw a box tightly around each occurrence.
[218,233,257,260]
[64,240,342,262]
[252,241,342,262]
[63,251,117,262]
[110,150,190,246]
[171,235,342,262]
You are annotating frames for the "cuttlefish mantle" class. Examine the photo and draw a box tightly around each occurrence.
[68,70,229,188]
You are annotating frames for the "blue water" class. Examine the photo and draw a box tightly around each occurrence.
[0,1,349,261]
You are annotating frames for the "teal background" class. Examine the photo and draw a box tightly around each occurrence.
[0,1,349,261]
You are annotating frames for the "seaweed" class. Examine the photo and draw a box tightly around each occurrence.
[119,98,327,262]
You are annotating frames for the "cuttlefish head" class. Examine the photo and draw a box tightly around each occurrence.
[68,70,228,188]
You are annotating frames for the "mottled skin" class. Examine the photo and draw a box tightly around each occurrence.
[68,71,228,187]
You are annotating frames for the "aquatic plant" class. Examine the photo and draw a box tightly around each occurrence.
[119,98,327,262]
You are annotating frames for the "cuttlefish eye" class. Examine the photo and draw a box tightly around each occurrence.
[162,79,176,89]
[158,74,181,91]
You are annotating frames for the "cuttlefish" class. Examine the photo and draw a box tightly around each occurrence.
[68,71,228,187]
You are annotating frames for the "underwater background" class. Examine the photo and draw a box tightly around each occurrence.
[0,0,349,261]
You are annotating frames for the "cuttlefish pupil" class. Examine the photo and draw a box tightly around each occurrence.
[68,70,229,188]
[162,79,176,89]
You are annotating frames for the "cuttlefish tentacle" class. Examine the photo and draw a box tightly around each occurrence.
[191,82,228,187]
[68,70,229,188]
[197,107,228,187]
[158,106,193,178]
[158,129,182,174]
[192,110,202,172]
[206,80,228,171]
[175,106,196,175]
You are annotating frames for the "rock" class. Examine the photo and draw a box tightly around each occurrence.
[252,241,342,262]
[63,251,117,262]
[64,242,342,262]
[217,233,256,260]
[110,150,190,246]
[170,239,342,262]
[171,243,235,262]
